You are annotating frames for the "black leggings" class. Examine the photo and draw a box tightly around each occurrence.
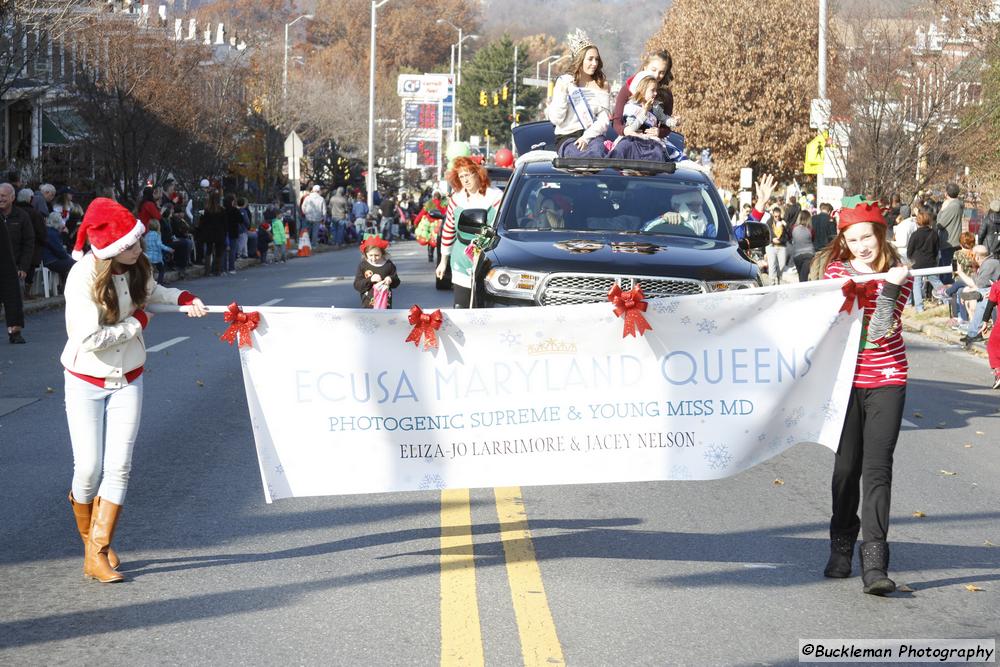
[830,385,906,543]
[452,285,472,309]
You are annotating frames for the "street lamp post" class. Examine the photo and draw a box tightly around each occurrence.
[368,0,390,210]
[283,14,313,108]
[448,33,477,144]
[536,55,559,80]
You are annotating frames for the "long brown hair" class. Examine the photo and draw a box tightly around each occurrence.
[821,222,900,274]
[91,253,153,325]
[570,46,607,89]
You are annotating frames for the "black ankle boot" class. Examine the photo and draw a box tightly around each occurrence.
[824,530,857,578]
[859,541,896,596]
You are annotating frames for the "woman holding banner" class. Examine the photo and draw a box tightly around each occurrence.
[64,199,207,583]
[819,202,912,596]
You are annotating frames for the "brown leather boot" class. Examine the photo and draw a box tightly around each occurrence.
[69,492,120,570]
[83,497,125,583]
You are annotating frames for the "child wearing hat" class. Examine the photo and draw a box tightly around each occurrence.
[608,70,685,163]
[64,198,207,583]
[354,237,399,308]
[818,201,913,596]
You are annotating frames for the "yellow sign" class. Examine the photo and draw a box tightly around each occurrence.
[804,132,827,175]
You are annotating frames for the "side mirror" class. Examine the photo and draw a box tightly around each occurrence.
[457,208,488,236]
[429,210,445,220]
[744,222,770,249]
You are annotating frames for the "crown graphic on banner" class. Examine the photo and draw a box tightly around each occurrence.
[527,338,578,355]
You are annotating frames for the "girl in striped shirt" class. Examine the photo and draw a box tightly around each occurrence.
[819,202,913,596]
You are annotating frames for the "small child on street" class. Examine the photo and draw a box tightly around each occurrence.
[256,222,271,264]
[270,213,288,263]
[143,219,174,284]
[353,237,399,308]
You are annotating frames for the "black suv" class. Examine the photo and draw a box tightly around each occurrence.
[456,150,769,307]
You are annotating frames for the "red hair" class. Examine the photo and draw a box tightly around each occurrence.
[446,157,490,195]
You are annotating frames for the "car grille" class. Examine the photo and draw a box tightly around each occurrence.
[538,274,705,306]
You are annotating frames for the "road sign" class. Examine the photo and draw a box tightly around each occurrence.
[284,131,303,181]
[397,74,452,100]
[521,77,548,88]
[803,132,827,175]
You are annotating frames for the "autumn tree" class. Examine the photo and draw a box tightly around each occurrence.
[648,0,829,188]
[457,35,544,146]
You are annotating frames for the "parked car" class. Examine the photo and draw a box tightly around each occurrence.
[454,151,769,307]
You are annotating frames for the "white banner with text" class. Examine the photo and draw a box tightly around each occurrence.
[239,281,862,501]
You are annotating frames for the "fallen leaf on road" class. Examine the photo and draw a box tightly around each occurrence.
[772,479,784,486]
[964,444,973,449]
[912,511,927,518]
[964,584,985,592]
[196,380,204,387]
[939,470,958,476]
[913,412,923,418]
[45,387,54,394]
[985,540,995,547]
[896,583,914,593]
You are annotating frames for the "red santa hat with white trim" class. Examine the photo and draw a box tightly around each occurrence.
[72,198,146,261]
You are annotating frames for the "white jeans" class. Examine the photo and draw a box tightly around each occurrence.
[765,245,787,285]
[64,371,143,505]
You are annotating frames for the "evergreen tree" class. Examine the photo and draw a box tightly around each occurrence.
[457,35,543,147]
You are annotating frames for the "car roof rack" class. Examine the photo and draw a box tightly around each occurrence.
[551,157,677,174]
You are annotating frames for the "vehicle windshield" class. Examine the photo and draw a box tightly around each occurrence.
[502,172,730,241]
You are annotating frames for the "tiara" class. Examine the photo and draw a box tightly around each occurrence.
[566,29,595,59]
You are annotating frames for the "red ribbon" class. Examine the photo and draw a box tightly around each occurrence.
[608,284,653,338]
[839,279,879,314]
[220,302,260,349]
[405,305,443,350]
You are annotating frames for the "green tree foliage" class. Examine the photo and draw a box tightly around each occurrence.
[457,35,544,146]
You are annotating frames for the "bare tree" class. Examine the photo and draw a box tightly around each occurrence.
[0,0,87,99]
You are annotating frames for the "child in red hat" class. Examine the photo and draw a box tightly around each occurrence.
[63,198,208,584]
[353,236,399,308]
[816,200,913,596]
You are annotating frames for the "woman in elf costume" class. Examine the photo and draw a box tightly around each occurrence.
[414,193,446,261]
[434,157,502,308]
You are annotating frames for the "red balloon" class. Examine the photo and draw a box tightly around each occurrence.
[494,148,514,167]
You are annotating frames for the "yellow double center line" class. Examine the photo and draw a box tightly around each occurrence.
[440,487,565,667]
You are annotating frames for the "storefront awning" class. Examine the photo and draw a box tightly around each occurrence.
[42,108,87,145]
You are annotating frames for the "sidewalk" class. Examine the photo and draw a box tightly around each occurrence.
[19,239,345,316]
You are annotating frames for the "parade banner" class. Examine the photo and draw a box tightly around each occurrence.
[237,280,863,501]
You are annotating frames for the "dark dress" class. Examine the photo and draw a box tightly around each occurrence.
[353,258,400,308]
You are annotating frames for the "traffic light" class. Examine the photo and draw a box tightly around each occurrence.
[493,91,499,106]
[515,112,521,123]
[484,128,491,139]
[547,80,554,99]
[479,90,487,106]
[502,84,508,101]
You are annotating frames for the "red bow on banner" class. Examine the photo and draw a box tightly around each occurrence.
[220,301,260,349]
[608,284,653,338]
[840,279,879,314]
[405,305,443,350]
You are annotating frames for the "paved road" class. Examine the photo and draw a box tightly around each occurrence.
[1,241,997,666]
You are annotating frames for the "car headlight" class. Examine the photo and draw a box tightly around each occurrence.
[484,268,547,299]
[706,280,758,292]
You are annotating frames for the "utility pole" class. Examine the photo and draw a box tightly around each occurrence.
[511,43,518,131]
[817,0,828,202]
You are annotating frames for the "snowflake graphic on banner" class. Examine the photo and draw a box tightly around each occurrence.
[680,315,691,325]
[470,313,490,327]
[354,316,379,335]
[820,400,839,422]
[653,299,680,315]
[499,330,521,347]
[697,318,718,334]
[703,444,733,470]
[784,407,805,428]
[670,464,692,480]
[419,474,446,490]
[313,311,340,323]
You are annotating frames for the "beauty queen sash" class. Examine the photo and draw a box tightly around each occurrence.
[567,86,596,131]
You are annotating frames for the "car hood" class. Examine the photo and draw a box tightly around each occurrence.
[490,230,755,281]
